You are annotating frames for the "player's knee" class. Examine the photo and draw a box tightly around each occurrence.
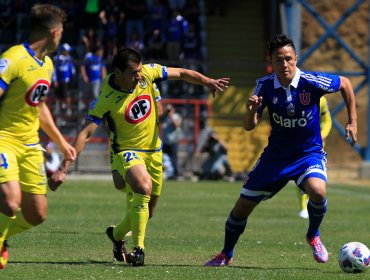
[1,200,19,217]
[26,211,47,226]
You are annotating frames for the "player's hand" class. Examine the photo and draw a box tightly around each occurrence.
[345,121,357,145]
[209,78,230,97]
[48,170,66,192]
[246,95,263,111]
[59,142,76,161]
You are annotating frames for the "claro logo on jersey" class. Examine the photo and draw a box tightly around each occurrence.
[25,79,50,107]
[125,95,152,124]
[272,111,313,128]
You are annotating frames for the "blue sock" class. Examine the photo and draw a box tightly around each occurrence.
[222,211,247,259]
[306,198,327,239]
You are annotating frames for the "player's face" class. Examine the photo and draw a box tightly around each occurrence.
[270,45,297,87]
[119,61,142,90]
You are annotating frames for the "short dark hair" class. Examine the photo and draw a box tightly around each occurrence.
[30,4,67,31]
[268,34,296,57]
[112,47,142,72]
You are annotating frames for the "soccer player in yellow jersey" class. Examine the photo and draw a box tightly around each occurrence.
[298,96,332,219]
[0,4,76,269]
[49,47,229,266]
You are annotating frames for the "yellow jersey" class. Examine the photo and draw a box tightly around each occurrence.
[88,63,167,153]
[320,96,332,141]
[0,43,54,144]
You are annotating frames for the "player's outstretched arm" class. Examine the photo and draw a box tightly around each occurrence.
[166,67,230,97]
[339,76,357,145]
[48,120,99,191]
[244,95,263,131]
[39,102,76,161]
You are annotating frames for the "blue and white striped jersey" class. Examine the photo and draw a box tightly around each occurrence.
[255,68,340,158]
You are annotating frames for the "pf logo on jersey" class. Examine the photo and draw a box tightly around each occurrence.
[25,79,50,107]
[125,95,152,124]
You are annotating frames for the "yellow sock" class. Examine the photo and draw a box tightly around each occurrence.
[113,214,131,241]
[130,193,150,249]
[112,188,134,241]
[297,188,309,211]
[6,208,32,238]
[0,213,14,248]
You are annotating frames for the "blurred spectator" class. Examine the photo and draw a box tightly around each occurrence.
[81,27,102,53]
[80,46,107,106]
[99,0,124,57]
[60,0,81,44]
[194,128,233,180]
[181,22,201,60]
[44,141,62,178]
[146,29,166,59]
[166,9,188,61]
[126,28,145,53]
[52,43,77,116]
[103,13,120,59]
[124,0,147,44]
[163,153,175,180]
[161,104,182,179]
[99,0,124,25]
[81,0,101,30]
[0,0,17,43]
[167,0,186,10]
[147,0,168,35]
[182,0,200,31]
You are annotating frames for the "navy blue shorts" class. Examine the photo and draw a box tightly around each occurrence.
[240,151,327,202]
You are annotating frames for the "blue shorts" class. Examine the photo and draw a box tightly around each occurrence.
[240,151,327,202]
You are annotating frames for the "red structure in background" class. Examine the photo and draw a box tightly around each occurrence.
[161,98,211,147]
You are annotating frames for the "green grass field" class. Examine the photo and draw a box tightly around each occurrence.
[1,179,370,279]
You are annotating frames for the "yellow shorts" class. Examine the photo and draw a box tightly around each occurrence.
[115,150,163,196]
[0,137,47,194]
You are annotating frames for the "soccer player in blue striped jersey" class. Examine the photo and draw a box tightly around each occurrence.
[205,34,357,266]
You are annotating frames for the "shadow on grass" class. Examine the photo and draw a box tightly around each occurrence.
[9,261,323,272]
[10,260,123,266]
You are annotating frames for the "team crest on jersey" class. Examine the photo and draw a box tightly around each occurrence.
[125,95,152,124]
[0,58,9,74]
[25,79,50,107]
[299,92,311,105]
[148,63,158,68]
[139,79,148,88]
[286,103,295,116]
[272,97,278,104]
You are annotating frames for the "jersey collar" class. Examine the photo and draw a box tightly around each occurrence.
[23,42,44,67]
[273,67,301,89]
[108,74,134,93]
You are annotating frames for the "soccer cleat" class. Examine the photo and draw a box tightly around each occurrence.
[204,252,233,267]
[0,240,9,269]
[106,226,127,262]
[306,236,329,263]
[126,246,145,266]
[298,209,309,219]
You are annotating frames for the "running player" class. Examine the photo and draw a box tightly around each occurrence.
[0,4,76,269]
[49,47,229,266]
[205,34,357,266]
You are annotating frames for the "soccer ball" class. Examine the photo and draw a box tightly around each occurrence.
[338,242,370,273]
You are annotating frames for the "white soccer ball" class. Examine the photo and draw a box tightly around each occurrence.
[338,242,370,273]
